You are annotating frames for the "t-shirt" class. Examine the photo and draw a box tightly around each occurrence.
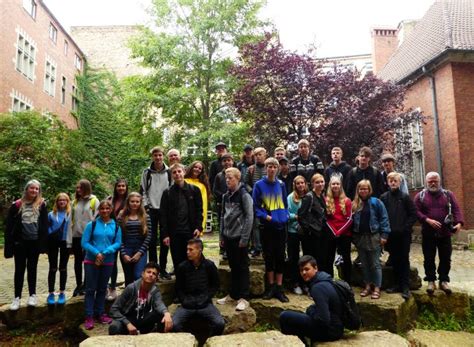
[21,203,39,240]
[135,287,151,320]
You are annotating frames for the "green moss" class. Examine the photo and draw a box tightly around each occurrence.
[416,308,474,333]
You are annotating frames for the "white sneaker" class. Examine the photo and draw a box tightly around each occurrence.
[10,297,21,311]
[235,298,249,311]
[27,294,37,307]
[217,295,234,305]
[293,286,303,295]
[106,288,117,301]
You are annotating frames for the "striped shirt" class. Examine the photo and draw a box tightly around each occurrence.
[120,216,152,256]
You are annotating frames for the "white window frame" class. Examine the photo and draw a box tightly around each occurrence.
[44,58,56,97]
[72,85,78,112]
[64,40,68,56]
[22,0,37,19]
[74,54,82,70]
[16,32,36,81]
[61,76,66,105]
[49,23,58,44]
[11,90,33,112]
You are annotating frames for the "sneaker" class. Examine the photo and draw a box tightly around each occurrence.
[426,281,436,294]
[57,293,66,305]
[251,250,261,258]
[84,316,94,330]
[293,286,303,295]
[27,294,38,307]
[10,297,20,311]
[274,289,289,303]
[99,313,113,324]
[401,288,411,300]
[439,281,452,295]
[106,288,117,301]
[47,293,56,305]
[263,285,276,300]
[73,286,81,297]
[159,270,172,281]
[217,295,234,305]
[235,298,249,311]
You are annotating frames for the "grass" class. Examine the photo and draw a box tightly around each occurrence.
[416,308,474,333]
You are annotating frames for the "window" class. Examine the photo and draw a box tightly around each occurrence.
[22,0,36,19]
[61,76,66,105]
[49,23,57,43]
[16,33,36,80]
[72,85,78,112]
[64,40,68,56]
[44,59,56,96]
[74,54,82,70]
[12,96,32,112]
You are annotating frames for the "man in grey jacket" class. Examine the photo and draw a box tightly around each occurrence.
[109,262,173,335]
[216,168,254,311]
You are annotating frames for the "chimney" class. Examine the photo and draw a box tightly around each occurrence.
[397,20,418,46]
[371,27,398,75]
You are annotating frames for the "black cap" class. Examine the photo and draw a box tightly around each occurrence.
[215,142,227,149]
[221,153,233,160]
[278,156,289,163]
[243,144,253,151]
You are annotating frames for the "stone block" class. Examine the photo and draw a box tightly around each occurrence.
[317,330,410,346]
[411,289,470,319]
[204,330,304,347]
[218,265,265,296]
[407,329,474,347]
[219,257,265,267]
[79,332,197,347]
[349,265,422,290]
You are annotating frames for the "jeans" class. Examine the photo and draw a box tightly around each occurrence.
[47,239,69,292]
[250,217,262,252]
[387,231,411,289]
[170,233,192,270]
[260,223,286,273]
[173,304,225,336]
[109,311,164,335]
[120,247,148,286]
[14,240,40,298]
[148,208,161,265]
[224,236,250,300]
[357,246,382,288]
[72,237,84,287]
[280,310,343,342]
[287,232,303,286]
[84,263,113,317]
[335,235,352,283]
[422,233,451,282]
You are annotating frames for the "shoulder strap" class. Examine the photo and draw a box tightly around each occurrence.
[145,169,152,193]
[90,198,97,211]
[167,170,172,185]
[89,220,97,243]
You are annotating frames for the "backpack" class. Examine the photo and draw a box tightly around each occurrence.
[89,220,119,243]
[331,280,362,330]
[140,167,172,195]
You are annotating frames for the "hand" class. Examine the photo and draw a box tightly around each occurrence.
[453,223,462,233]
[131,253,141,263]
[219,240,224,248]
[163,237,170,247]
[162,312,173,333]
[266,215,272,222]
[239,242,247,248]
[380,238,387,246]
[295,215,298,220]
[95,253,104,265]
[193,229,200,238]
[127,322,138,335]
[426,218,442,230]
[122,255,132,263]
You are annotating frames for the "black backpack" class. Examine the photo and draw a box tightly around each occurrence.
[331,280,362,330]
[140,168,172,196]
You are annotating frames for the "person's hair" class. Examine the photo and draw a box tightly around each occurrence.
[326,175,348,215]
[170,163,185,172]
[425,171,440,181]
[387,172,401,182]
[98,199,113,210]
[143,261,160,274]
[352,179,373,212]
[358,146,372,158]
[297,139,310,147]
[274,146,286,154]
[150,146,164,155]
[292,175,308,203]
[21,179,43,212]
[254,147,267,155]
[112,178,129,207]
[225,167,241,181]
[120,192,148,236]
[167,148,180,157]
[240,152,254,164]
[311,173,324,185]
[187,238,203,251]
[185,161,211,199]
[264,157,279,168]
[298,255,318,268]
[52,192,71,215]
[331,146,343,154]
[75,179,92,200]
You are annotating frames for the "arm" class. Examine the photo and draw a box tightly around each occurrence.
[81,222,100,256]
[194,187,203,232]
[449,191,465,226]
[103,224,122,255]
[140,170,151,208]
[109,285,133,324]
[207,261,220,300]
[400,175,409,195]
[252,182,269,220]
[38,203,50,253]
[139,215,153,255]
[309,285,331,326]
[175,264,185,303]
[404,195,418,230]
[240,193,254,247]
[159,190,170,239]
[414,192,429,223]
[287,195,297,222]
[4,203,18,258]
[152,287,169,316]
[376,199,391,239]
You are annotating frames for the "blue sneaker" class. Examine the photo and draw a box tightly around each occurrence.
[57,293,66,305]
[47,293,56,305]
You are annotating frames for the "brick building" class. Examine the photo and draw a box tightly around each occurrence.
[373,0,474,228]
[0,0,85,128]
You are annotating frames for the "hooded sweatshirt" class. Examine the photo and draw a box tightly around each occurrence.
[141,162,170,209]
[71,194,99,239]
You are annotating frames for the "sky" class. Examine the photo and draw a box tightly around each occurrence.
[44,0,436,57]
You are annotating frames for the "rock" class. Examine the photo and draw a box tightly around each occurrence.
[407,329,474,347]
[80,332,197,347]
[411,288,470,319]
[204,330,304,347]
[219,257,265,267]
[349,265,422,290]
[317,330,410,346]
[218,265,265,296]
[79,320,110,338]
[157,279,175,306]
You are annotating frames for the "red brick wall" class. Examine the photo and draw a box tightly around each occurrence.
[0,0,84,128]
[371,28,398,75]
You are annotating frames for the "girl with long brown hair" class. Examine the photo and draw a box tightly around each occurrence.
[185,161,210,232]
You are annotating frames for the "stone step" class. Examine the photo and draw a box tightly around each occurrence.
[218,265,265,296]
[348,265,422,290]
[79,332,198,347]
[204,330,304,347]
[411,288,470,320]
[317,330,410,346]
[219,257,265,267]
[406,329,474,347]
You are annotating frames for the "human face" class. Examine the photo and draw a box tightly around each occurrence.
[266,164,278,180]
[99,204,112,221]
[141,267,158,284]
[225,173,239,192]
[26,184,40,200]
[216,146,227,157]
[172,167,184,185]
[187,243,202,262]
[331,180,341,196]
[312,177,325,194]
[129,196,141,211]
[275,150,285,161]
[388,177,401,191]
[331,150,342,163]
[116,182,127,196]
[298,143,310,158]
[192,163,203,178]
[426,175,441,192]
[382,159,395,173]
[222,158,233,169]
[152,151,164,167]
[244,149,253,159]
[255,151,266,164]
[57,197,68,210]
[300,263,317,282]
[168,150,180,165]
[295,178,306,195]
[279,161,289,174]
[358,185,371,200]
[358,153,370,168]
[76,184,83,198]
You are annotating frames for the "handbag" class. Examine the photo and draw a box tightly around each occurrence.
[49,217,66,242]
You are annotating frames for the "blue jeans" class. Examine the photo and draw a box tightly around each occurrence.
[357,246,382,288]
[84,263,113,317]
[121,247,148,286]
[279,310,343,342]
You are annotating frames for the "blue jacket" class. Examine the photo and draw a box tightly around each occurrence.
[81,217,122,263]
[252,176,289,227]
[48,210,70,242]
[287,193,302,234]
[352,197,390,239]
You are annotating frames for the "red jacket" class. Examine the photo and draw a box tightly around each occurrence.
[326,197,353,237]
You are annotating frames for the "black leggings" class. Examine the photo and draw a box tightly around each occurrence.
[47,238,69,292]
[72,237,84,287]
[14,240,40,298]
[260,223,286,273]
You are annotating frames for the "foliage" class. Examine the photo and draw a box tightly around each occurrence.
[232,33,423,164]
[253,323,274,332]
[416,308,474,333]
[129,0,268,163]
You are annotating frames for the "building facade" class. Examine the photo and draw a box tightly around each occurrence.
[0,0,85,128]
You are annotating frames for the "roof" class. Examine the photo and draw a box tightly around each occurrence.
[379,0,474,83]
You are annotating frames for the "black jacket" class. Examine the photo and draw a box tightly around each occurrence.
[324,161,352,190]
[346,166,386,200]
[212,170,227,204]
[4,199,49,258]
[380,189,417,233]
[175,256,219,309]
[297,191,327,237]
[159,182,203,238]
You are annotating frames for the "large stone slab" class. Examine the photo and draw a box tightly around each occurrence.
[317,330,410,346]
[219,257,265,267]
[80,332,197,347]
[349,265,422,290]
[204,330,304,347]
[411,288,470,320]
[218,265,265,296]
[407,329,474,347]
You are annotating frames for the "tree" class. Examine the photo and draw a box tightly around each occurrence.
[232,34,422,164]
[129,0,267,162]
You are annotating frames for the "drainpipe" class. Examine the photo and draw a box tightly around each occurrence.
[422,66,443,184]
